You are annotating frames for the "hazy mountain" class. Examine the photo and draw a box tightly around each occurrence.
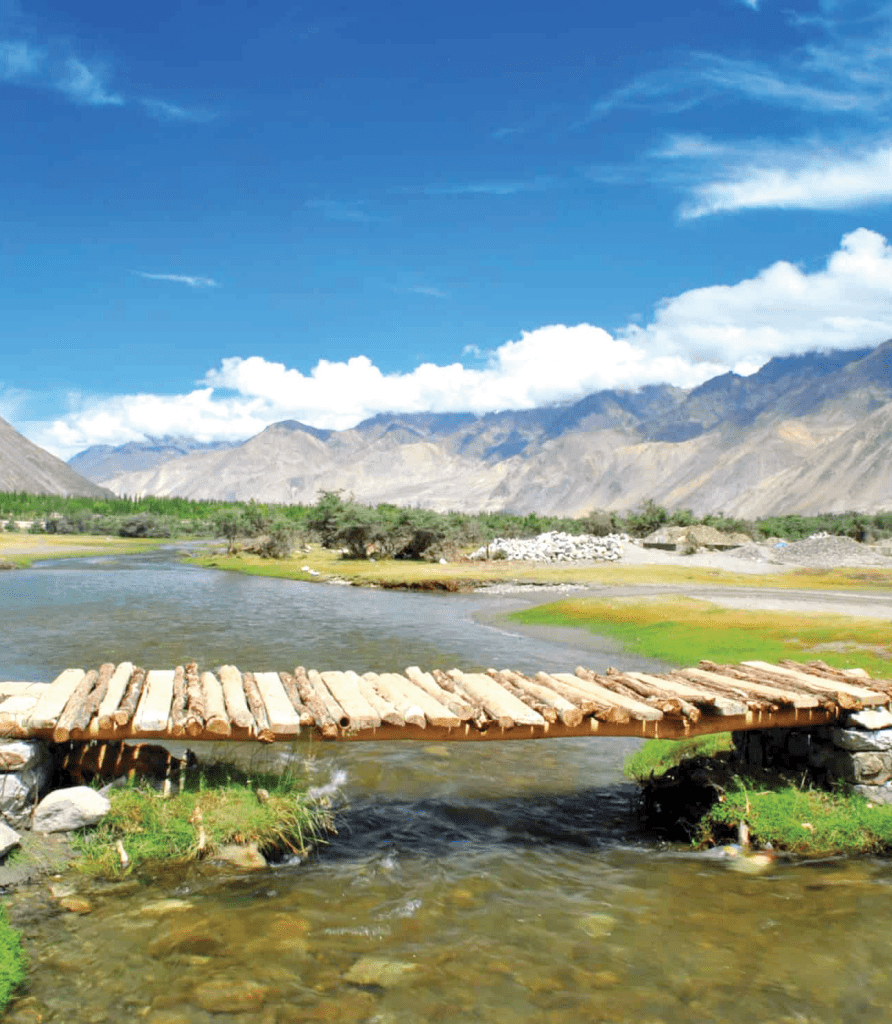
[69,435,240,482]
[78,341,892,516]
[0,416,113,498]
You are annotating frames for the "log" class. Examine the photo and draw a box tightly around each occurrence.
[616,671,702,722]
[294,667,339,737]
[599,671,682,715]
[243,672,275,742]
[741,660,886,707]
[308,670,350,728]
[793,660,892,696]
[133,670,175,733]
[199,671,231,736]
[378,672,461,728]
[254,672,302,735]
[535,672,629,723]
[677,667,815,710]
[558,670,663,721]
[488,670,558,723]
[28,669,86,730]
[98,663,134,731]
[355,672,405,726]
[432,670,488,727]
[320,671,381,731]
[491,669,584,727]
[278,672,317,727]
[448,670,545,728]
[364,673,426,728]
[169,665,188,737]
[114,667,147,727]
[405,666,474,721]
[185,661,205,737]
[698,661,836,709]
[218,665,255,729]
[53,669,100,742]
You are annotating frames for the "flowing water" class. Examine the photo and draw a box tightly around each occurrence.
[3,550,892,1024]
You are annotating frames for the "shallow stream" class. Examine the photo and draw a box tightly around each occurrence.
[3,550,892,1024]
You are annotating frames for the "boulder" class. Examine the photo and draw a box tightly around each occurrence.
[0,821,21,857]
[33,786,111,833]
[212,843,267,871]
[0,742,53,826]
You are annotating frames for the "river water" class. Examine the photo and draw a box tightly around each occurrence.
[3,550,892,1024]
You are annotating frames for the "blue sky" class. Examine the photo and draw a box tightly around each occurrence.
[2,0,892,458]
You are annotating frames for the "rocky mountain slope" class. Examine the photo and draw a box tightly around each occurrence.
[0,416,112,497]
[68,435,238,481]
[73,342,892,516]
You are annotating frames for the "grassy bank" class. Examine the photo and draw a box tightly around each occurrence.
[0,534,166,568]
[510,595,892,677]
[626,736,892,856]
[73,761,334,878]
[0,905,26,1013]
[187,545,892,593]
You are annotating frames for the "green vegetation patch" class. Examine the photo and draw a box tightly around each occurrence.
[624,733,734,782]
[0,904,27,1012]
[511,596,892,677]
[73,762,333,878]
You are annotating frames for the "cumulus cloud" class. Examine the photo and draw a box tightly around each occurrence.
[27,229,892,459]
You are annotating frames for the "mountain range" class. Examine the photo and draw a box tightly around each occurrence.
[57,341,891,517]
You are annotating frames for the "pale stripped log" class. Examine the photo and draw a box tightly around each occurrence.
[449,670,545,728]
[308,670,350,728]
[243,672,274,742]
[493,670,582,727]
[115,667,147,727]
[617,671,702,722]
[200,671,231,736]
[678,667,816,710]
[740,661,885,708]
[488,670,558,723]
[218,665,255,729]
[364,673,425,728]
[97,662,135,730]
[432,669,488,727]
[133,670,175,733]
[377,672,461,728]
[53,668,102,741]
[557,671,663,721]
[277,672,316,727]
[169,665,188,737]
[354,672,405,726]
[321,671,381,731]
[254,671,302,735]
[405,666,474,721]
[294,667,339,737]
[28,669,86,731]
[185,661,206,737]
[535,672,629,722]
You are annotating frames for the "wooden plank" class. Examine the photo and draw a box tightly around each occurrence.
[405,666,474,721]
[379,672,462,728]
[185,662,205,737]
[492,670,584,727]
[365,673,426,728]
[320,671,381,731]
[741,660,887,706]
[243,672,274,742]
[277,672,316,727]
[218,665,255,729]
[308,670,350,728]
[133,670,175,733]
[432,669,488,727]
[199,671,230,736]
[615,671,702,722]
[488,670,559,723]
[556,671,664,721]
[254,671,302,735]
[97,663,133,730]
[354,672,405,726]
[449,671,546,728]
[169,665,188,737]
[27,669,86,730]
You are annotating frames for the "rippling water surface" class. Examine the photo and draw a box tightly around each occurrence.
[4,550,892,1024]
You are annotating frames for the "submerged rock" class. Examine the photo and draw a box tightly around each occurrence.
[212,842,267,871]
[344,956,421,987]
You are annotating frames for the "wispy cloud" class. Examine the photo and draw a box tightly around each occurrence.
[57,57,122,106]
[738,0,761,9]
[140,98,215,123]
[423,178,552,196]
[306,199,381,223]
[135,272,220,288]
[0,39,42,79]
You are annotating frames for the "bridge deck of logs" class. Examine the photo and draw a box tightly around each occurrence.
[1,659,889,744]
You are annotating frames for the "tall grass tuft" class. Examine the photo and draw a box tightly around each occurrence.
[0,904,27,1012]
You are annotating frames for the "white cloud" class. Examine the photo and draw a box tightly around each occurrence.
[27,230,892,459]
[681,141,892,216]
[56,57,122,106]
[140,98,215,123]
[135,272,220,288]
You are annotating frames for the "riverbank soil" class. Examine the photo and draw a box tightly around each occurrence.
[0,832,76,889]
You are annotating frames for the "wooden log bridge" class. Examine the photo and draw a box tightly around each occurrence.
[1,659,889,744]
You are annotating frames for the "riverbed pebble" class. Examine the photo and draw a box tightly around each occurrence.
[467,531,626,563]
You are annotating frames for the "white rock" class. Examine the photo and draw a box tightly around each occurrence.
[33,786,111,833]
[0,821,21,857]
[846,709,892,731]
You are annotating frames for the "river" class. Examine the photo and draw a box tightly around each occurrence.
[3,549,892,1024]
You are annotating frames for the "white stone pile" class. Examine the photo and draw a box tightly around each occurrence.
[468,531,626,563]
